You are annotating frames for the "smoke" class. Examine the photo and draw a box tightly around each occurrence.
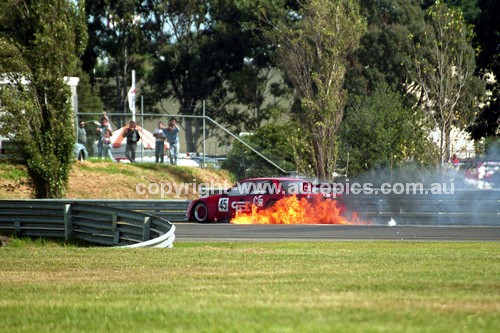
[342,142,499,226]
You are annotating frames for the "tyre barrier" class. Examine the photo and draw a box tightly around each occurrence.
[0,200,175,247]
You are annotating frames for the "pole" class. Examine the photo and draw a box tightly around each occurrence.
[203,100,206,169]
[346,152,349,178]
[141,95,144,162]
[205,116,288,174]
[131,70,136,122]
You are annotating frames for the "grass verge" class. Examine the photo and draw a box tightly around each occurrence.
[0,240,498,332]
[0,160,234,199]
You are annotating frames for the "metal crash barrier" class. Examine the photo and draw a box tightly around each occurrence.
[0,200,176,247]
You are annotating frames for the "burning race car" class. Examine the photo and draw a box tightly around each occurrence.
[186,177,339,223]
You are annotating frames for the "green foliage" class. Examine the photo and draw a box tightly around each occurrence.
[76,70,104,113]
[142,0,285,152]
[406,1,485,162]
[346,0,427,98]
[268,0,366,181]
[222,122,309,179]
[83,0,145,128]
[467,0,500,139]
[0,0,87,198]
[340,87,438,175]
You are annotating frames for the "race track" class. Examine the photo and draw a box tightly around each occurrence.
[173,224,500,242]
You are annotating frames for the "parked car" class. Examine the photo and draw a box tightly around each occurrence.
[186,177,339,223]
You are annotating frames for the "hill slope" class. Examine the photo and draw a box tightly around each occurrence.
[0,161,234,199]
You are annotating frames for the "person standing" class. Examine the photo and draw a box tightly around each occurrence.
[96,116,113,158]
[164,118,180,165]
[77,121,87,147]
[122,121,141,162]
[153,121,166,163]
[102,129,115,161]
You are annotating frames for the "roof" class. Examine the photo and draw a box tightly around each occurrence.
[241,177,307,182]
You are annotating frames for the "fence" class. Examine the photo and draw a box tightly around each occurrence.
[76,111,289,173]
[0,200,176,247]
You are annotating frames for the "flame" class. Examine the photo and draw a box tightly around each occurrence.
[230,196,368,225]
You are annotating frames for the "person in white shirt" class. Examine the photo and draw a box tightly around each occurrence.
[153,121,166,163]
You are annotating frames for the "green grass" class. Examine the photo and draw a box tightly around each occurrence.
[0,162,28,181]
[0,240,498,332]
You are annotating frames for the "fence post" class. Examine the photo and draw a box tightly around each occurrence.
[64,204,72,241]
[111,213,119,245]
[142,216,151,241]
[14,219,21,235]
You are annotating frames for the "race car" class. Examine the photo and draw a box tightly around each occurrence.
[186,177,338,223]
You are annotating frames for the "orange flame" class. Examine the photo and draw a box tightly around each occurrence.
[230,196,368,225]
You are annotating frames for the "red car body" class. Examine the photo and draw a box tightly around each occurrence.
[186,177,340,223]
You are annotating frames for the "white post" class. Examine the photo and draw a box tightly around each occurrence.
[141,95,144,162]
[131,70,136,122]
[203,100,206,169]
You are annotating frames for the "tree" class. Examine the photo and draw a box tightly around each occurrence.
[346,0,427,98]
[0,0,87,198]
[222,122,309,179]
[406,1,484,163]
[266,0,366,181]
[142,0,282,152]
[83,0,145,127]
[340,86,438,175]
[467,0,500,139]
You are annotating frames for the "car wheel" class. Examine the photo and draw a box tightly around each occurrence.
[78,150,84,161]
[193,202,209,223]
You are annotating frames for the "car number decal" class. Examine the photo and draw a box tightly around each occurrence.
[218,198,229,212]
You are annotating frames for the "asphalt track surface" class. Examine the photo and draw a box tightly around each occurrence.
[174,224,500,242]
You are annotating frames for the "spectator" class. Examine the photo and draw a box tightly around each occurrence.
[153,121,166,163]
[102,129,115,161]
[77,121,87,146]
[122,121,141,162]
[96,116,113,158]
[451,154,460,168]
[164,118,180,165]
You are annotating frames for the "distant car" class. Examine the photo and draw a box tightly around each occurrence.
[186,177,339,223]
[74,143,88,161]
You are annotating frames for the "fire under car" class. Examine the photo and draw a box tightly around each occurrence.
[186,177,340,223]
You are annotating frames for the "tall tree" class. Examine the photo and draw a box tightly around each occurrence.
[346,0,427,99]
[266,0,366,181]
[467,0,499,140]
[0,0,87,198]
[406,1,484,163]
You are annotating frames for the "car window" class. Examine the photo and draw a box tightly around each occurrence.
[249,180,273,195]
[227,182,253,196]
[227,186,242,196]
[280,180,308,194]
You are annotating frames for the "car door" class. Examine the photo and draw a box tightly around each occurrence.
[216,181,253,217]
[247,180,276,209]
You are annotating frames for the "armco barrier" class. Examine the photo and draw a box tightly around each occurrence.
[343,189,500,225]
[69,199,190,222]
[0,200,175,247]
